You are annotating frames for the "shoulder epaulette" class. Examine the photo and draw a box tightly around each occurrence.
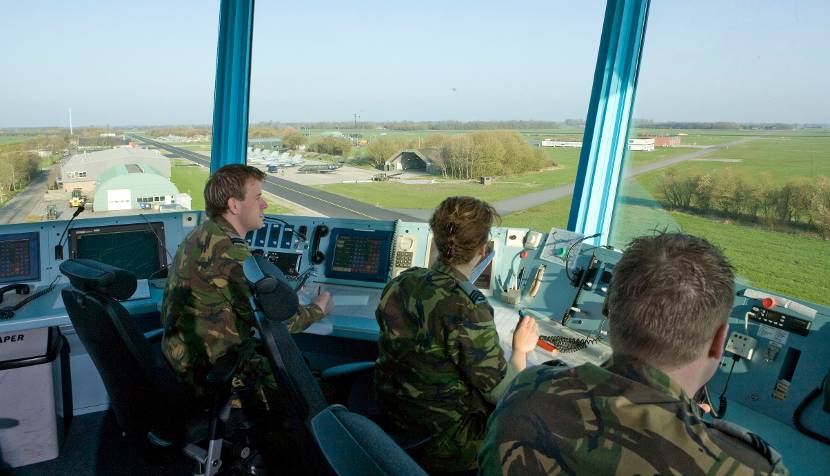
[456,279,488,306]
[230,236,247,246]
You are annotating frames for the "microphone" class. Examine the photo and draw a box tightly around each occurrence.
[55,205,85,260]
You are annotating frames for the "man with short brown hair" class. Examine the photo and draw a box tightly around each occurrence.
[163,164,333,401]
[479,233,787,475]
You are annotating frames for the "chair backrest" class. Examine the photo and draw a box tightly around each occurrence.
[59,259,186,445]
[311,405,428,476]
[242,255,328,420]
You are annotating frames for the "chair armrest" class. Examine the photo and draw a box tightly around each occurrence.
[143,328,164,342]
[321,361,375,381]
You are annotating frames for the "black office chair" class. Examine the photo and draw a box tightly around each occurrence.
[242,255,428,475]
[311,404,429,476]
[59,259,249,476]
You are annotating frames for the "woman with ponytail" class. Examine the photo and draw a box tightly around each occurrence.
[374,196,538,475]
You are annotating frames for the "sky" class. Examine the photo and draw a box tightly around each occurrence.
[1,0,828,128]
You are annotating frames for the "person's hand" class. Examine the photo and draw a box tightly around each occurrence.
[312,290,334,315]
[512,316,539,355]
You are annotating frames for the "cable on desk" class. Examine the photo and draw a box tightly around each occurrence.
[0,276,61,321]
[538,334,599,353]
[793,375,830,446]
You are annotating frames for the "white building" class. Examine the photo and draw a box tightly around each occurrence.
[628,138,655,151]
[541,139,582,148]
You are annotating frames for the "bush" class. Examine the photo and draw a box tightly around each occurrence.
[308,137,351,156]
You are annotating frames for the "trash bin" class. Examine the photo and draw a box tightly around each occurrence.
[0,327,64,469]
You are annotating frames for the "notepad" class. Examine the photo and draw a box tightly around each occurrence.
[334,295,370,307]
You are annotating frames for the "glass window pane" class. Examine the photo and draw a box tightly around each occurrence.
[611,1,830,306]
[248,1,603,227]
[0,3,217,222]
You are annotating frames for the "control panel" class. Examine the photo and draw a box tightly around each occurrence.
[1,211,828,469]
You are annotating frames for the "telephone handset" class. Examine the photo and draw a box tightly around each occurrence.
[310,225,329,265]
[0,283,31,303]
[391,234,419,278]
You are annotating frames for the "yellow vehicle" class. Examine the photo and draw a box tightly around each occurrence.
[69,188,86,207]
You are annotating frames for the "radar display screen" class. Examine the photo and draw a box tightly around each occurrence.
[69,222,166,279]
[325,228,393,283]
[0,232,40,284]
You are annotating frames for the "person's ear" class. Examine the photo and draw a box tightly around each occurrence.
[227,197,240,215]
[708,322,729,360]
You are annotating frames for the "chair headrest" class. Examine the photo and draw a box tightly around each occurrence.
[242,255,299,322]
[59,259,137,300]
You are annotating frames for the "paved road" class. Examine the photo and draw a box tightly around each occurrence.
[0,168,57,224]
[131,135,416,221]
[484,137,757,216]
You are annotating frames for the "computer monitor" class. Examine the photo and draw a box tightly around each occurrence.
[325,228,393,283]
[0,232,40,284]
[69,222,166,280]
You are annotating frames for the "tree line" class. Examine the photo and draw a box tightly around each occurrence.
[633,120,824,130]
[0,135,66,205]
[659,170,830,238]
[366,131,549,180]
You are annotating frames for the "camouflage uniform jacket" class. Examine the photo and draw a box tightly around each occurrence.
[161,215,324,400]
[375,260,508,472]
[479,355,788,476]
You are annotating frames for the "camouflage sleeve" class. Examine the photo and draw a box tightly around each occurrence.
[483,359,521,404]
[284,303,326,333]
[449,303,507,395]
[197,239,258,365]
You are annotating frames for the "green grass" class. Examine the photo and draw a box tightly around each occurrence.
[628,135,830,198]
[170,162,209,210]
[501,197,571,230]
[611,173,830,306]
[672,211,829,307]
[627,146,698,166]
[170,160,290,214]
[0,136,29,145]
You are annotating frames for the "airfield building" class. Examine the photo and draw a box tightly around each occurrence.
[384,148,443,174]
[61,147,171,194]
[628,138,655,151]
[91,163,187,212]
[654,135,681,147]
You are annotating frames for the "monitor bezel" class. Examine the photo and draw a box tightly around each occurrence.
[0,232,40,284]
[324,228,393,283]
[68,221,167,279]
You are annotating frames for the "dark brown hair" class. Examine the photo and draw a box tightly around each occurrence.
[204,164,266,218]
[607,232,735,366]
[430,196,499,265]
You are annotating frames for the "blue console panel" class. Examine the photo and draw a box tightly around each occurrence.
[1,211,827,473]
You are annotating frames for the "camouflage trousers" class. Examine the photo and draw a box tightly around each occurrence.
[411,411,489,474]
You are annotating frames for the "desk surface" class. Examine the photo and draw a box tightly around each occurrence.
[0,283,163,334]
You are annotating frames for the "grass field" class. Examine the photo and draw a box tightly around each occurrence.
[610,133,830,306]
[170,160,290,214]
[314,131,732,210]
[0,136,29,145]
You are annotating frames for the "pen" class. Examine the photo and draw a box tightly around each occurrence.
[529,265,546,297]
